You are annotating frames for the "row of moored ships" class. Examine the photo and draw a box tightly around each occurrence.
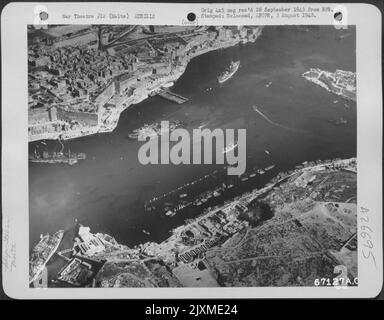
[128,120,182,140]
[161,164,275,217]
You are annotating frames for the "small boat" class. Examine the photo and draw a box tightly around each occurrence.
[265,165,275,171]
[266,81,273,88]
[336,117,347,125]
[264,149,270,155]
[194,200,202,206]
[128,121,181,140]
[142,229,151,236]
[179,193,188,199]
[329,117,348,125]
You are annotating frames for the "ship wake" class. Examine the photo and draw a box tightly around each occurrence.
[252,105,306,133]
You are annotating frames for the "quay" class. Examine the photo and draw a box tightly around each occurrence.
[157,89,189,104]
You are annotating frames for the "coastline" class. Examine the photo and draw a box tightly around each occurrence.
[28,29,262,142]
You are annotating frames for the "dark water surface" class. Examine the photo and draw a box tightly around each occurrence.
[29,26,356,249]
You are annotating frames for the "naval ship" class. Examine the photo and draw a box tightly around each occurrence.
[217,60,240,84]
[29,149,86,165]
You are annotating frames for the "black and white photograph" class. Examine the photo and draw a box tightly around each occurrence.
[1,2,382,299]
[27,23,358,288]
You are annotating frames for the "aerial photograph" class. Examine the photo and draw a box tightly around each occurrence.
[28,24,357,288]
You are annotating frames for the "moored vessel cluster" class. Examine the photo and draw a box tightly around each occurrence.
[128,120,182,140]
[29,148,86,165]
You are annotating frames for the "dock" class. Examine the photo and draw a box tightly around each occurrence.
[157,89,189,104]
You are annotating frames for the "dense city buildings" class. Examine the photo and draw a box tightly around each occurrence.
[28,25,263,141]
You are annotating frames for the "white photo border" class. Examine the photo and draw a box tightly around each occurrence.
[1,2,382,298]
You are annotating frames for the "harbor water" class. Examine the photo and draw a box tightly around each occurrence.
[29,26,356,249]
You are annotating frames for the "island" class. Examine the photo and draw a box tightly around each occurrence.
[302,68,356,101]
[28,25,263,142]
[30,157,357,287]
